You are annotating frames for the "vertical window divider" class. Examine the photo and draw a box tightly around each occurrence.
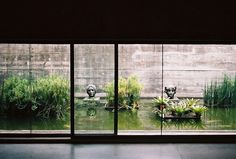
[70,43,75,137]
[114,43,118,135]
[29,44,33,134]
[161,44,164,135]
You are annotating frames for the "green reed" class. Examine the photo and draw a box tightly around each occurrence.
[204,75,236,107]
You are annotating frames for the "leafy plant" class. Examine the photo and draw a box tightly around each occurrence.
[32,75,70,120]
[1,75,70,120]
[1,76,32,114]
[104,81,115,107]
[126,75,143,109]
[152,96,169,109]
[155,98,207,118]
[104,75,143,110]
[184,98,200,107]
[168,102,190,117]
[191,105,207,117]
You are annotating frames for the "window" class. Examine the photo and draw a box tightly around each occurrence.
[74,44,114,134]
[0,44,70,134]
[0,43,236,138]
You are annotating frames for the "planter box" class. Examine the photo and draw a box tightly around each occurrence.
[158,113,201,120]
[161,115,201,120]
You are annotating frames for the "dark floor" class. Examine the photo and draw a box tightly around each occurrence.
[0,143,236,159]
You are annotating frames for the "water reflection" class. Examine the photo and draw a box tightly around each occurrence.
[0,101,236,133]
[162,119,205,130]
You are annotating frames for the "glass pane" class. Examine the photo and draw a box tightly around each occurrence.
[118,44,162,135]
[162,45,236,135]
[30,44,70,134]
[0,44,70,134]
[74,44,114,134]
[0,44,31,134]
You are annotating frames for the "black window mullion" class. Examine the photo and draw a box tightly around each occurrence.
[70,43,75,137]
[161,44,164,135]
[114,44,118,135]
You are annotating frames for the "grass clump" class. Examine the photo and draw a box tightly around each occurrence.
[204,74,236,107]
[0,75,70,120]
[104,75,143,110]
[32,75,70,120]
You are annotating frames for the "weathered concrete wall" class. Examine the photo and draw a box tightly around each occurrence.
[74,44,114,95]
[163,45,236,97]
[74,44,162,97]
[0,44,70,83]
[1,44,236,98]
[119,45,162,97]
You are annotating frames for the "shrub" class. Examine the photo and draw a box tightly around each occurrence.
[32,75,70,120]
[1,76,32,114]
[1,75,70,120]
[104,75,143,110]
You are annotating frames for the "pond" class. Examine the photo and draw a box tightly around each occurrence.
[0,100,236,134]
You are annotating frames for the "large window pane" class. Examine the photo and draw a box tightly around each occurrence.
[30,44,70,134]
[162,45,236,135]
[0,44,70,134]
[74,44,114,134]
[118,44,162,135]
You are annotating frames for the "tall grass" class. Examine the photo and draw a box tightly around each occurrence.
[233,76,236,106]
[0,75,70,120]
[104,75,143,110]
[204,75,236,107]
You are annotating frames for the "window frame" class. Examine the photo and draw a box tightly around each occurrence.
[0,40,235,143]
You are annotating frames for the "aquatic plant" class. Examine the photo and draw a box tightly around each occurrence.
[184,98,200,107]
[1,76,32,113]
[204,74,236,107]
[154,98,207,118]
[104,75,143,110]
[168,102,191,117]
[32,75,70,120]
[152,96,169,110]
[191,105,207,117]
[1,75,70,120]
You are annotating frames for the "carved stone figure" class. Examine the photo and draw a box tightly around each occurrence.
[86,84,97,98]
[83,84,100,107]
[164,86,177,99]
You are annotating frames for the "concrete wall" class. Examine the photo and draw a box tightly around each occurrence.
[1,44,236,98]
[163,45,236,97]
[119,45,162,97]
[74,44,114,95]
[0,44,70,83]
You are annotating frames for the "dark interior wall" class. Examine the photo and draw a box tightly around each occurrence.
[0,1,236,42]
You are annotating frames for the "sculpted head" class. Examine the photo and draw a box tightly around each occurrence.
[86,84,96,97]
[164,86,177,99]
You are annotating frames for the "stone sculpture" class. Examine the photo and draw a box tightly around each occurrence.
[164,86,177,99]
[86,84,96,98]
[83,84,100,107]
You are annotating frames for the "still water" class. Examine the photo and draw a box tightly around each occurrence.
[0,100,236,134]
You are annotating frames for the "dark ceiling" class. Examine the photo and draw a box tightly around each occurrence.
[0,1,235,43]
